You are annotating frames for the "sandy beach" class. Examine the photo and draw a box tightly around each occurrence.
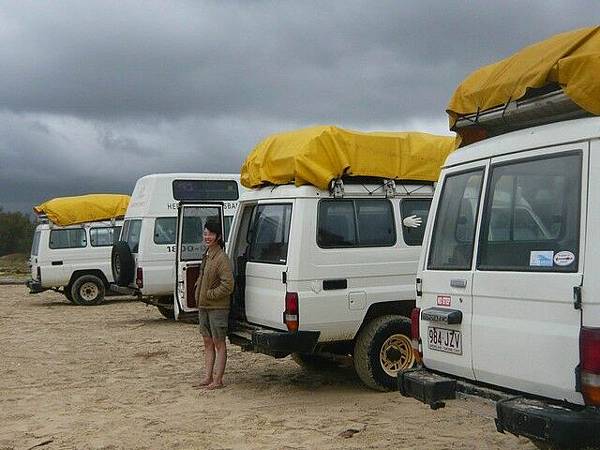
[0,285,534,449]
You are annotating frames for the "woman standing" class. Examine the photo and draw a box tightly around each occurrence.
[194,219,234,390]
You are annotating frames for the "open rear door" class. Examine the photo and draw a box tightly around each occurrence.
[174,203,224,320]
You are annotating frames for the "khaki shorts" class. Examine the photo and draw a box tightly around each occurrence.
[198,308,229,340]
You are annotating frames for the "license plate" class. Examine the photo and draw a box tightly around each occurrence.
[428,326,462,355]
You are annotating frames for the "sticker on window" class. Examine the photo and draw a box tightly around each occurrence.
[554,251,575,267]
[530,250,554,267]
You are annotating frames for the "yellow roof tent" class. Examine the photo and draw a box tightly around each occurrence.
[33,194,130,227]
[240,125,457,190]
[447,26,600,139]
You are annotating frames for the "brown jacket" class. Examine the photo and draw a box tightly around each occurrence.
[194,245,234,309]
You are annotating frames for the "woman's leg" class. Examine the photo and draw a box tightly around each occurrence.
[207,338,227,389]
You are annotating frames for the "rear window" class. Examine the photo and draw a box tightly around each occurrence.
[317,199,396,248]
[153,217,177,245]
[90,226,121,247]
[248,204,292,264]
[31,230,41,256]
[172,180,239,201]
[49,228,87,249]
[121,219,142,253]
[400,199,432,246]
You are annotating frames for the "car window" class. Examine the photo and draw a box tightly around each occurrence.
[180,206,222,261]
[248,204,292,264]
[428,169,484,270]
[31,230,41,256]
[317,199,395,248]
[49,228,87,249]
[123,219,142,253]
[400,199,432,246]
[153,217,177,245]
[478,152,581,272]
[90,226,121,247]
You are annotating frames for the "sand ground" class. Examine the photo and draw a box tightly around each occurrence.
[0,286,535,449]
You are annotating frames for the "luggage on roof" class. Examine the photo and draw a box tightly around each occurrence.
[448,26,600,143]
[240,125,456,190]
[33,194,130,226]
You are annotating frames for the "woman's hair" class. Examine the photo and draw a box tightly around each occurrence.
[204,219,225,249]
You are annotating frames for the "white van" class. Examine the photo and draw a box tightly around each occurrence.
[111,173,242,319]
[27,219,123,305]
[175,179,435,390]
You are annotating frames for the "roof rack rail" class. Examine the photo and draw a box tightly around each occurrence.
[453,89,592,139]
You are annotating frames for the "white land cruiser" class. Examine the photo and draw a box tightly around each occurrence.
[110,173,243,319]
[175,179,434,390]
[27,219,123,305]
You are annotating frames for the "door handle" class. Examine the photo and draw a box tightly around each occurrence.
[450,278,467,288]
[51,261,63,266]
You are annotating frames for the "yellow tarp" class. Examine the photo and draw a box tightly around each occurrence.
[33,194,130,226]
[448,26,600,130]
[240,126,456,190]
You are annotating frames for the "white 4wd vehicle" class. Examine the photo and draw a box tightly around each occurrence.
[111,173,243,319]
[175,179,434,390]
[27,219,122,305]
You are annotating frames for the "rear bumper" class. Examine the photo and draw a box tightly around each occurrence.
[109,283,139,296]
[398,368,600,448]
[229,321,320,358]
[26,279,46,294]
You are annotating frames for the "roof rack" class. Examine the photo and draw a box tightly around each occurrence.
[453,88,592,139]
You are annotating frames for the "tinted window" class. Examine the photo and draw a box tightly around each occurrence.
[49,228,87,249]
[122,219,142,253]
[90,226,121,247]
[400,199,432,246]
[317,199,395,248]
[478,153,581,272]
[31,230,41,256]
[153,217,177,245]
[173,180,239,201]
[180,206,222,261]
[248,204,292,264]
[428,170,484,270]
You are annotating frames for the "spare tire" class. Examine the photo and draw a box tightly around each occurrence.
[111,240,135,287]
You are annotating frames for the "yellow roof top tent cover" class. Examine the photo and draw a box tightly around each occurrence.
[240,126,457,190]
[447,26,600,130]
[33,194,130,226]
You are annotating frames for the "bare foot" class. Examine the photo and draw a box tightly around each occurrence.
[205,381,224,390]
[192,377,212,388]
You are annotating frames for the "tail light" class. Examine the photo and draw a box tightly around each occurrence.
[410,308,422,361]
[36,266,41,282]
[284,292,299,332]
[580,327,600,406]
[136,267,144,289]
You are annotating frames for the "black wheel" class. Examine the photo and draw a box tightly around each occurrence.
[156,305,175,320]
[64,286,75,303]
[71,275,105,306]
[291,353,339,370]
[353,315,415,391]
[112,240,135,287]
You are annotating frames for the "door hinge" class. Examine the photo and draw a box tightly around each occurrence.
[282,271,287,284]
[573,285,582,310]
[416,277,422,297]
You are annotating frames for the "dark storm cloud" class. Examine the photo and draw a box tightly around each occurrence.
[0,0,597,213]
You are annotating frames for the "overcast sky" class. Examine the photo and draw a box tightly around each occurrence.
[0,1,596,214]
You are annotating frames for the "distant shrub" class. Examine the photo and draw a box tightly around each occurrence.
[0,207,36,256]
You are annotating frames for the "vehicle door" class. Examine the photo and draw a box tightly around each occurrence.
[174,203,224,320]
[419,162,488,379]
[244,202,293,329]
[471,146,585,403]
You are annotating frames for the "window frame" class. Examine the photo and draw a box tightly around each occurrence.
[316,198,397,249]
[427,167,486,271]
[89,226,122,247]
[49,228,87,250]
[476,150,582,273]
